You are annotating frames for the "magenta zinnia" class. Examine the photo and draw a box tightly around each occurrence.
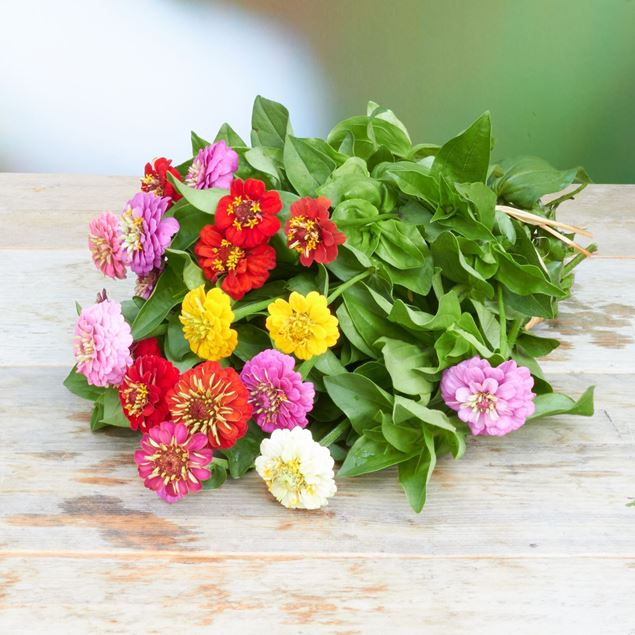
[88,212,127,279]
[440,356,536,436]
[186,141,239,190]
[134,421,213,503]
[240,349,315,432]
[73,298,133,387]
[120,192,179,276]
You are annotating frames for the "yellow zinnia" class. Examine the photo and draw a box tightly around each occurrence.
[266,291,339,360]
[180,285,237,360]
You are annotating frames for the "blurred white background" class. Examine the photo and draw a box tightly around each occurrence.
[0,0,330,174]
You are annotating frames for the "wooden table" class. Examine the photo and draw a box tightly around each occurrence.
[0,175,633,634]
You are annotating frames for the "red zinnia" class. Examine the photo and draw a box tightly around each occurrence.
[131,337,162,359]
[194,225,277,301]
[285,196,346,266]
[119,355,180,432]
[214,178,282,248]
[141,157,183,202]
[167,361,252,449]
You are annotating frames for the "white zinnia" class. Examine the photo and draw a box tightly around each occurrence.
[255,427,337,510]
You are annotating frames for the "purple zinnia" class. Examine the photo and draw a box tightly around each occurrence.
[240,349,315,432]
[120,192,179,277]
[135,267,162,300]
[186,141,239,190]
[440,356,535,436]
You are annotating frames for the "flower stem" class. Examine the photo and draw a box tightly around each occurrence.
[213,457,229,469]
[327,269,373,304]
[562,243,597,276]
[319,420,350,448]
[297,357,317,380]
[497,285,509,358]
[233,298,275,322]
[507,318,523,352]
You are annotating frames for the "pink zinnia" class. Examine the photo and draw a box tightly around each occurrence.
[73,299,133,387]
[88,212,127,279]
[440,356,536,436]
[240,349,315,432]
[186,141,239,190]
[134,421,213,503]
[120,192,179,277]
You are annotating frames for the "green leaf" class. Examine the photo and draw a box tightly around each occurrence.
[251,95,292,149]
[131,250,201,340]
[283,136,337,196]
[398,428,436,513]
[223,422,266,478]
[516,332,560,357]
[528,386,594,420]
[377,337,433,397]
[338,428,416,477]
[455,182,496,230]
[244,146,281,184]
[164,314,191,362]
[170,203,210,250]
[492,156,590,209]
[169,175,226,215]
[432,111,491,183]
[191,130,210,154]
[90,398,106,432]
[100,388,129,428]
[233,325,272,362]
[393,396,457,432]
[380,161,440,206]
[380,413,422,453]
[324,373,393,435]
[214,122,246,147]
[63,367,105,401]
[376,220,429,269]
[203,462,227,490]
[388,290,461,332]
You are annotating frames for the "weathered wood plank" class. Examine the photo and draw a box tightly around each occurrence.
[1,368,632,556]
[0,554,633,634]
[0,175,633,257]
[1,250,632,373]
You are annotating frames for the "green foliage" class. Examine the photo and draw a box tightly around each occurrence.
[66,97,595,513]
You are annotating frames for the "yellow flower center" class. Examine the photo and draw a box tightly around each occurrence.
[211,239,245,274]
[266,457,315,497]
[148,441,189,484]
[141,173,163,195]
[122,381,150,417]
[466,391,498,417]
[74,332,95,364]
[121,206,144,252]
[283,312,313,343]
[287,215,320,256]
[227,195,262,230]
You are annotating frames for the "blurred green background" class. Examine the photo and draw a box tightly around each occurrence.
[245,0,635,183]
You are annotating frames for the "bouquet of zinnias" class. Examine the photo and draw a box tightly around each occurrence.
[65,96,594,512]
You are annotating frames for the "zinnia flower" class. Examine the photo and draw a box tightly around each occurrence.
[73,299,133,387]
[285,196,346,266]
[440,356,536,436]
[179,285,237,360]
[266,291,339,360]
[240,349,315,432]
[88,212,127,279]
[186,141,239,190]
[135,267,162,300]
[141,157,183,202]
[120,192,179,277]
[214,178,282,248]
[194,225,276,300]
[131,337,162,359]
[167,361,252,449]
[134,420,212,503]
[255,427,337,510]
[119,355,180,432]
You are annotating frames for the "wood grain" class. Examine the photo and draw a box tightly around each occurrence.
[1,175,634,633]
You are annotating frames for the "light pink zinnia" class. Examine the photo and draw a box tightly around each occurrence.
[88,212,127,279]
[240,349,315,432]
[440,356,535,436]
[73,298,133,387]
[186,141,239,190]
[134,421,213,503]
[120,192,179,277]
